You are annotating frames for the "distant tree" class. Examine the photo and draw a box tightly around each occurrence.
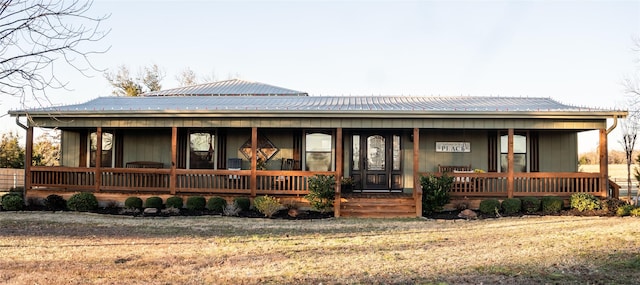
[0,132,24,168]
[176,67,198,87]
[104,65,142,96]
[140,64,164,91]
[105,64,165,96]
[625,36,640,205]
[0,0,109,103]
[33,132,60,166]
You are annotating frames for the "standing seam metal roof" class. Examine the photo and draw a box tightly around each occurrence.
[20,95,611,113]
[142,79,308,96]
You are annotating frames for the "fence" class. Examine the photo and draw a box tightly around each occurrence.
[0,168,25,191]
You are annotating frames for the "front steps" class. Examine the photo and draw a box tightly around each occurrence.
[339,193,418,218]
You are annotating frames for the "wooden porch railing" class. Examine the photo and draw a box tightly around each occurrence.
[29,167,334,196]
[420,172,605,197]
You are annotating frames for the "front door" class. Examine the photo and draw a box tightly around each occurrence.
[351,132,403,192]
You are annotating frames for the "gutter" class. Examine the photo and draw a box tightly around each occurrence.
[15,114,28,130]
[606,113,624,135]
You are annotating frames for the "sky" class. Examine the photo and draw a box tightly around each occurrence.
[1,0,639,153]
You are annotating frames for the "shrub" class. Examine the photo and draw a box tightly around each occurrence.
[186,196,206,211]
[631,207,640,217]
[44,194,67,211]
[144,196,164,209]
[541,196,563,213]
[420,174,454,215]
[521,197,541,214]
[570,193,601,212]
[1,193,23,211]
[124,196,143,209]
[67,192,98,212]
[166,196,184,209]
[223,202,241,216]
[601,198,627,215]
[207,197,227,212]
[501,198,522,215]
[479,199,501,215]
[616,204,634,217]
[305,174,336,213]
[253,195,282,218]
[234,197,251,211]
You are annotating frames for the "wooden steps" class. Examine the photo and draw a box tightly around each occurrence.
[339,194,418,218]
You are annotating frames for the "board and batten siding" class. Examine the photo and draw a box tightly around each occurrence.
[61,131,81,167]
[538,131,578,172]
[420,130,488,172]
[121,129,172,167]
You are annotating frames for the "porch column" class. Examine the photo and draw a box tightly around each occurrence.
[413,128,422,217]
[599,128,609,197]
[95,127,102,193]
[250,127,257,197]
[170,127,177,195]
[24,126,33,199]
[507,128,514,198]
[334,128,343,218]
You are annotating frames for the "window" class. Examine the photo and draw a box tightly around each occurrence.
[500,133,527,172]
[305,132,332,171]
[189,132,215,169]
[89,131,114,167]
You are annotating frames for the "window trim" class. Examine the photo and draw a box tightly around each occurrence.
[187,130,217,170]
[498,131,529,173]
[303,130,334,171]
[88,131,115,168]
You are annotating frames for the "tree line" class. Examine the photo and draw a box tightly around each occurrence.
[578,150,640,165]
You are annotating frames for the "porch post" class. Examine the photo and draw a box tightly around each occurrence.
[413,128,422,217]
[507,128,514,198]
[95,127,102,193]
[170,127,177,195]
[250,127,257,197]
[335,128,343,218]
[599,128,608,197]
[24,126,33,200]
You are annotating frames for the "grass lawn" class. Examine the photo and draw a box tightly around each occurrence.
[1,212,639,284]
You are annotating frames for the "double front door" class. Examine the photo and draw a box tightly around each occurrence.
[351,132,403,192]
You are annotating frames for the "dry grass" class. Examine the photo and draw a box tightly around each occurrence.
[1,212,639,284]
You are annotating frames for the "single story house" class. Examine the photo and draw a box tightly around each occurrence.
[9,79,626,217]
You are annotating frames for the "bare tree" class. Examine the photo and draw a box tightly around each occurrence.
[626,36,640,205]
[104,65,142,96]
[140,64,163,91]
[176,67,198,87]
[619,112,638,201]
[0,0,109,104]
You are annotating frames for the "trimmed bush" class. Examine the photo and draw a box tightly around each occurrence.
[234,197,251,211]
[44,194,67,211]
[206,196,227,212]
[67,192,98,212]
[570,193,601,212]
[186,196,206,211]
[541,196,563,213]
[479,199,501,215]
[616,204,634,217]
[521,197,541,214]
[254,195,282,218]
[1,193,24,211]
[420,174,454,215]
[144,196,164,209]
[630,207,640,217]
[501,198,522,215]
[166,196,184,209]
[124,196,143,209]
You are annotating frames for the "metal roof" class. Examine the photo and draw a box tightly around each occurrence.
[142,79,308,96]
[12,95,618,116]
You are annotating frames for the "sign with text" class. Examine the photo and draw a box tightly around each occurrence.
[435,142,471,153]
